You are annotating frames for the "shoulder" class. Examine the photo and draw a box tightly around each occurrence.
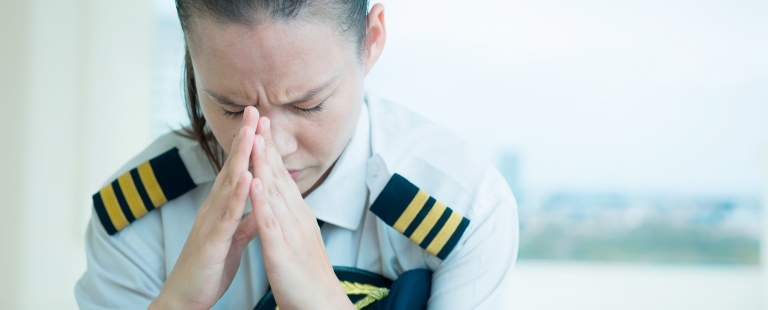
[368,95,513,217]
[91,130,215,235]
[366,95,517,262]
[78,131,205,306]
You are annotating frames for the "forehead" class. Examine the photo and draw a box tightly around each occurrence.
[187,16,355,101]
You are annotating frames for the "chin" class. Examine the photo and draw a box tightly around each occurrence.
[294,174,310,189]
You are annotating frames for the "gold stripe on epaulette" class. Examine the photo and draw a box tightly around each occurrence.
[92,147,197,235]
[409,201,447,244]
[137,161,167,207]
[369,173,471,260]
[117,173,148,219]
[425,211,464,256]
[392,189,429,232]
[100,184,130,231]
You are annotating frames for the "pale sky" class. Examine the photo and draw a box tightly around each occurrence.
[153,0,768,196]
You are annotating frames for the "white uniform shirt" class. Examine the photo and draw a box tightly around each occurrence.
[75,94,519,309]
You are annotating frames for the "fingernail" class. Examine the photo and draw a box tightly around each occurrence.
[264,118,270,130]
[256,135,265,149]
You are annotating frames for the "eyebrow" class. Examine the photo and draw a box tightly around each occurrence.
[202,76,338,108]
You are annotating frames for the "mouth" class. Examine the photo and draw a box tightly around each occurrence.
[287,169,303,181]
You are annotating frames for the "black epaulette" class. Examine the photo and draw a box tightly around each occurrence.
[369,174,470,260]
[92,147,196,235]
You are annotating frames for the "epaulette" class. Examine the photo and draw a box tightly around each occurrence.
[92,147,196,235]
[369,174,470,260]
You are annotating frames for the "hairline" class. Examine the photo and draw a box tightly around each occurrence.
[179,0,365,50]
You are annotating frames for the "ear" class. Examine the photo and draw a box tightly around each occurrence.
[363,3,386,75]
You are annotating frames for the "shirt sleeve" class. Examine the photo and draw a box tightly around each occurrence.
[75,209,166,309]
[426,188,519,309]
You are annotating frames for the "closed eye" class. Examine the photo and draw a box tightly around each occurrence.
[221,101,325,119]
[222,109,244,119]
[294,101,325,115]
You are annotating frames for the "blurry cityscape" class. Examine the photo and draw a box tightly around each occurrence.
[498,152,761,265]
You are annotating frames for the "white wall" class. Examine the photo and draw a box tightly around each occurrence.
[0,2,30,308]
[0,0,153,308]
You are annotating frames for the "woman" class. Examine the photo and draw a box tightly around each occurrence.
[75,0,518,309]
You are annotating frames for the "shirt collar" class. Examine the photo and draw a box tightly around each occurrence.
[303,101,371,231]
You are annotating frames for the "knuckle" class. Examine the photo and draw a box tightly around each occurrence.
[261,217,280,231]
[222,208,238,222]
[222,172,238,189]
[267,185,280,198]
[272,166,287,179]
[281,167,292,179]
[232,231,247,247]
[256,196,270,208]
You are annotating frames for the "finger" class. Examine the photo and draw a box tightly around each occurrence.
[252,135,297,227]
[256,117,287,174]
[239,106,258,175]
[211,170,252,241]
[232,208,259,251]
[240,106,260,130]
[224,125,255,191]
[209,140,232,190]
[256,117,304,211]
[200,136,235,216]
[249,178,285,250]
[220,106,258,190]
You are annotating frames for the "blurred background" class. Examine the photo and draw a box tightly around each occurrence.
[1,0,766,309]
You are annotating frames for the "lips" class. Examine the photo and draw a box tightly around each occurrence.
[287,169,303,181]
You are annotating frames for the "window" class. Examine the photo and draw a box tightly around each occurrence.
[152,0,767,265]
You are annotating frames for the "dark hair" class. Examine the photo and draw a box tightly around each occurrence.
[176,0,369,171]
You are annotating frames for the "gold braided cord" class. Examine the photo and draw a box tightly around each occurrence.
[341,281,382,295]
[353,287,389,309]
[274,281,390,310]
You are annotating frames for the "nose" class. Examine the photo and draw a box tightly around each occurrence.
[265,115,298,158]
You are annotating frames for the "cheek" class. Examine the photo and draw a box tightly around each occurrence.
[296,123,341,161]
[298,91,363,165]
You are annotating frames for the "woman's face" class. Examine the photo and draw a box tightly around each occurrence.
[187,15,379,194]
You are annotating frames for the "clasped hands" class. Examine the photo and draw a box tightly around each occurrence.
[149,107,354,310]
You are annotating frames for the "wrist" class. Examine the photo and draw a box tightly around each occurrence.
[329,285,356,310]
[340,299,357,310]
[321,296,355,310]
